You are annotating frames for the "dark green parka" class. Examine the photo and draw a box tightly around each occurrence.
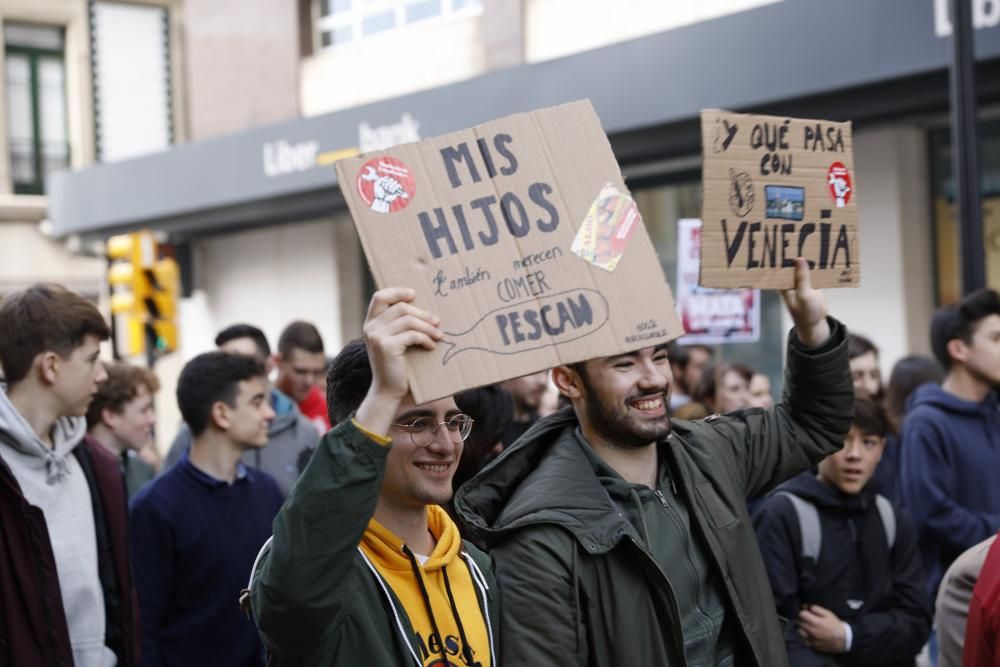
[456,320,853,667]
[250,420,499,666]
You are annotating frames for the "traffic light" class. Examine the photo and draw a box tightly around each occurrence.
[106,231,179,360]
[149,257,179,354]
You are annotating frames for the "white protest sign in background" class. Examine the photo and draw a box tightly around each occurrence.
[676,218,760,345]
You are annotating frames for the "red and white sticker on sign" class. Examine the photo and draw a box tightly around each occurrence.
[355,157,416,214]
[827,161,852,208]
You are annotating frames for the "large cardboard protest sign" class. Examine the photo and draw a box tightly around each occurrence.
[336,100,683,403]
[700,109,860,289]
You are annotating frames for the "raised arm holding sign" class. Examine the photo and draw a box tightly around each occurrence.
[251,287,499,666]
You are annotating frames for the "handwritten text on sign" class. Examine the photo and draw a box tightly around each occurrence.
[700,109,860,290]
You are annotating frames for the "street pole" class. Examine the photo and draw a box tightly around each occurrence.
[949,0,985,294]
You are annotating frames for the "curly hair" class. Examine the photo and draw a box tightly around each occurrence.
[86,361,160,429]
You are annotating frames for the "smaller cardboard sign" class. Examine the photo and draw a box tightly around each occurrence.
[700,109,860,289]
[676,218,760,344]
[336,100,684,403]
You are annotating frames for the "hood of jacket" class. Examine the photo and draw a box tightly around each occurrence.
[776,470,878,515]
[0,384,87,484]
[456,406,649,552]
[362,505,463,572]
[269,388,303,436]
[907,382,999,418]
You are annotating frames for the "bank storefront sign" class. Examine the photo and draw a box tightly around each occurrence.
[934,0,1000,37]
[262,113,422,178]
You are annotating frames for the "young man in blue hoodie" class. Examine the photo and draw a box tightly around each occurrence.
[899,288,1000,604]
[754,398,931,666]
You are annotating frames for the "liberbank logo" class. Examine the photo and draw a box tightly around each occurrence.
[262,139,319,177]
[934,0,1000,37]
[262,113,422,178]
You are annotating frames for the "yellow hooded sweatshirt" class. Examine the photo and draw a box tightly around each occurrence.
[361,505,493,667]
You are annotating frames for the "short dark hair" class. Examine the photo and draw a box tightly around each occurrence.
[215,323,271,360]
[326,338,371,425]
[177,352,267,436]
[885,355,943,429]
[931,288,1000,369]
[847,333,879,361]
[278,320,324,357]
[852,397,888,438]
[455,384,513,449]
[86,361,160,429]
[0,283,110,385]
[452,384,514,491]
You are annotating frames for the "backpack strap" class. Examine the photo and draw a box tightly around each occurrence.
[775,491,822,562]
[875,494,896,550]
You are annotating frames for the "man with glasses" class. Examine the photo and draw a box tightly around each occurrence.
[250,288,498,667]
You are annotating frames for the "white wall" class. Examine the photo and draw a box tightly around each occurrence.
[189,214,366,360]
[300,11,486,116]
[782,123,936,376]
[524,0,785,63]
[0,218,104,296]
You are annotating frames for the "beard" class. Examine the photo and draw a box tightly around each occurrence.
[579,374,672,449]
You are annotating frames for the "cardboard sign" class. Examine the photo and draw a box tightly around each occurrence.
[676,219,760,344]
[700,109,860,289]
[336,100,683,403]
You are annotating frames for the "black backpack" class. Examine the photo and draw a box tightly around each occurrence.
[774,490,896,596]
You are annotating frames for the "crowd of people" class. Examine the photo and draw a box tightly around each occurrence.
[1,266,999,667]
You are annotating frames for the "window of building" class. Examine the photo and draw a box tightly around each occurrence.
[317,0,481,49]
[3,23,69,195]
[632,177,786,397]
[928,120,1000,305]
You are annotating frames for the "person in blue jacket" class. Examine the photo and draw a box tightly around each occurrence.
[899,287,1000,604]
[754,398,931,666]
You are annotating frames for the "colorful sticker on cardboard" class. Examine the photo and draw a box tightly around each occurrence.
[571,184,640,272]
[827,161,852,208]
[356,157,416,214]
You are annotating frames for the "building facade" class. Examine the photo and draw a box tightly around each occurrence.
[0,0,182,299]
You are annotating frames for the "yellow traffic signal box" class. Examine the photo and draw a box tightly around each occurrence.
[105,232,179,358]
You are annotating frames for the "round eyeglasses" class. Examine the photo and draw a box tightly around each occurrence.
[390,414,475,447]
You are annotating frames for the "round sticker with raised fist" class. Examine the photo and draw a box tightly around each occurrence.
[356,157,416,214]
[827,162,852,208]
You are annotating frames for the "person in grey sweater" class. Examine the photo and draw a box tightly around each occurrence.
[0,283,140,666]
[163,323,318,496]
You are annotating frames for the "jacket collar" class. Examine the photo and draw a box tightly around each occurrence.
[456,407,643,552]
